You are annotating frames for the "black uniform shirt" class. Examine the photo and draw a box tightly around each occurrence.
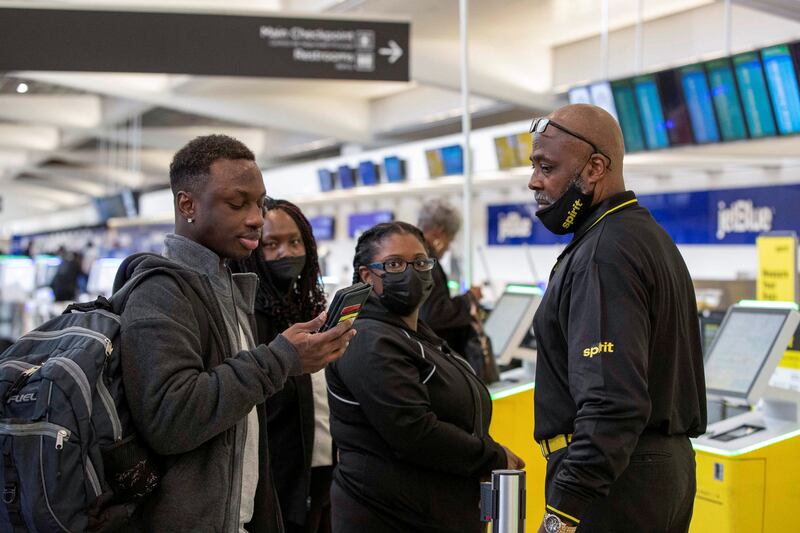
[533,191,707,523]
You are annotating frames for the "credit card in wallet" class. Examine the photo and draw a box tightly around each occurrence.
[319,282,372,332]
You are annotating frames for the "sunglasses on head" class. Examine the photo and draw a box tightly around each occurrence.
[530,117,612,167]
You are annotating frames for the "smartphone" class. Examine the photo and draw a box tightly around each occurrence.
[319,282,372,332]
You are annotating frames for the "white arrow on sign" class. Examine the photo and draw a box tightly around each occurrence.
[378,40,404,64]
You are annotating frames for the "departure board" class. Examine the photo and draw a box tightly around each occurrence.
[589,81,619,120]
[494,136,518,169]
[761,44,800,135]
[705,58,749,141]
[656,69,695,146]
[441,145,464,175]
[705,310,787,395]
[514,133,533,166]
[733,51,778,138]
[568,86,592,104]
[611,80,646,152]
[634,75,670,149]
[680,64,721,143]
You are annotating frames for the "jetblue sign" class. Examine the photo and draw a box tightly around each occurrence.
[488,184,800,246]
[487,204,569,246]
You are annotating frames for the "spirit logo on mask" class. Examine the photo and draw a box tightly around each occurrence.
[561,199,584,230]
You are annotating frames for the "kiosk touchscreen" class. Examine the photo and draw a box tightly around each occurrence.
[483,284,542,366]
[86,258,124,298]
[691,302,800,533]
[703,303,798,407]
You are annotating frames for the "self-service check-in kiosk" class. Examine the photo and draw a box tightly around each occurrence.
[484,284,543,533]
[691,302,800,533]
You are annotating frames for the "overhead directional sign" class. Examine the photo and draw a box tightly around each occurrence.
[0,8,410,82]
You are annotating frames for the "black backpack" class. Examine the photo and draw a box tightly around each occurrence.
[0,267,174,532]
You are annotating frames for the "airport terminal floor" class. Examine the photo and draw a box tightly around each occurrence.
[2,1,800,532]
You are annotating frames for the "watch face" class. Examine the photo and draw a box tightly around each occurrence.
[544,514,562,533]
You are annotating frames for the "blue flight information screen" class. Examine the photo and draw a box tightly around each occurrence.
[383,156,405,182]
[680,64,720,143]
[761,44,800,135]
[634,75,670,149]
[733,52,777,138]
[358,161,379,186]
[308,216,335,241]
[441,145,464,175]
[705,59,748,141]
[611,80,646,152]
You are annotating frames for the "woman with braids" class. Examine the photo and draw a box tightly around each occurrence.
[231,198,334,533]
[325,221,525,533]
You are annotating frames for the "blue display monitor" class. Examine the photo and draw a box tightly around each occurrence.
[337,165,356,189]
[589,81,619,120]
[732,51,778,138]
[309,215,335,242]
[348,211,394,238]
[318,169,335,192]
[440,144,464,175]
[611,79,647,152]
[656,69,695,146]
[705,58,749,141]
[94,191,137,222]
[383,156,406,182]
[761,44,800,135]
[358,161,380,186]
[680,64,721,144]
[634,75,670,149]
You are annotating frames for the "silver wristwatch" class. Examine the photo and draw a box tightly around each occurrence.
[543,512,578,533]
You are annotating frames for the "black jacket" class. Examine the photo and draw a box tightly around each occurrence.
[117,250,301,533]
[419,249,473,356]
[326,295,506,533]
[252,314,316,527]
[533,191,707,523]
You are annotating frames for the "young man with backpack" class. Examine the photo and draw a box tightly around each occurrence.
[117,135,355,532]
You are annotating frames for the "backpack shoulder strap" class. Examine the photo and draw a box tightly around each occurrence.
[110,267,193,315]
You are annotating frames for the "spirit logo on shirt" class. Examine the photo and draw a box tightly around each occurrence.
[582,341,615,358]
[716,200,773,240]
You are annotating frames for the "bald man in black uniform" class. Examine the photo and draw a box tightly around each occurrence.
[529,104,707,533]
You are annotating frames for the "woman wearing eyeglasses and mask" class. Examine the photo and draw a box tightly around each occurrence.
[326,221,525,533]
[231,198,334,533]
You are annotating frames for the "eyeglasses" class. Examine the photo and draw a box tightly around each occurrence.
[366,257,436,274]
[529,117,612,167]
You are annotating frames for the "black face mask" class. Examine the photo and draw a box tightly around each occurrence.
[266,255,306,285]
[535,179,594,235]
[378,268,434,316]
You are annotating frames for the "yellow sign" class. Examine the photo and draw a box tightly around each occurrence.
[756,235,797,302]
[757,234,800,376]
